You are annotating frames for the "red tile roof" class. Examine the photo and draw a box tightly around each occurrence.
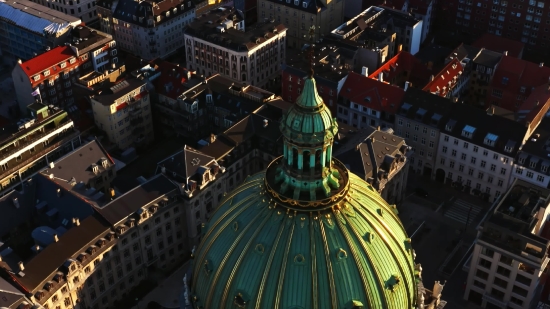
[150,59,192,100]
[369,51,433,88]
[340,71,405,114]
[472,33,524,59]
[19,46,77,79]
[422,58,463,97]
[490,56,550,98]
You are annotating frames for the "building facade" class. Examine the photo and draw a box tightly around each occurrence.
[82,65,154,150]
[465,48,502,107]
[512,117,550,189]
[337,71,405,129]
[464,179,550,309]
[422,58,467,99]
[258,0,345,48]
[13,26,117,113]
[29,0,98,24]
[0,103,81,195]
[184,7,286,89]
[331,6,422,55]
[97,0,196,60]
[0,0,81,65]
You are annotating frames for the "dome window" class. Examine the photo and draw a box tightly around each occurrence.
[234,293,247,308]
[203,259,213,276]
[352,300,364,308]
[336,248,348,260]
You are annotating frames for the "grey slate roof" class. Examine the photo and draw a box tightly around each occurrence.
[472,49,502,68]
[0,277,27,308]
[517,117,550,177]
[158,146,217,182]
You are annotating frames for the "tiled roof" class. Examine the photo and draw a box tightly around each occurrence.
[490,56,550,97]
[422,58,463,97]
[340,71,405,113]
[150,59,193,100]
[19,46,78,81]
[369,51,432,88]
[472,33,524,59]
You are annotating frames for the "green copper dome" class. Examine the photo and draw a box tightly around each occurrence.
[190,75,419,309]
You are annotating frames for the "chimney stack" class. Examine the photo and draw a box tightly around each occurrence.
[18,262,24,272]
[17,59,22,64]
[540,62,545,68]
[53,234,59,242]
[74,218,80,226]
[209,133,216,143]
[404,81,410,91]
[263,119,268,128]
[430,75,435,81]
[378,72,383,82]
[361,66,368,77]
[110,188,115,197]
[504,51,508,56]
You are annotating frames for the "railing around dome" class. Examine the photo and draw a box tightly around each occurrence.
[264,156,350,210]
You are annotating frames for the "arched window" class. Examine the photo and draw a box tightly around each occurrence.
[292,148,299,169]
[315,149,322,172]
[303,150,311,172]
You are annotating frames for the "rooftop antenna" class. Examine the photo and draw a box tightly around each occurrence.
[307,25,316,78]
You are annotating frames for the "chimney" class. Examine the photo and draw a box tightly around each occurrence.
[161,166,166,174]
[57,188,61,197]
[104,70,109,76]
[13,198,19,209]
[49,162,54,169]
[361,66,368,77]
[487,107,495,116]
[263,119,268,128]
[430,75,435,81]
[404,81,410,91]
[17,59,22,64]
[110,188,115,197]
[0,255,2,262]
[74,218,80,226]
[504,51,508,56]
[366,137,379,189]
[378,72,383,82]
[18,262,24,272]
[377,126,381,131]
[53,234,59,242]
[209,134,216,143]
[112,63,116,69]
[540,62,545,67]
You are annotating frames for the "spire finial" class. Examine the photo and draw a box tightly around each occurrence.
[307,25,316,78]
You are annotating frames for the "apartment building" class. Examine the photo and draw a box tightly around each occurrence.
[79,64,154,150]
[337,71,405,129]
[513,117,550,189]
[0,0,81,65]
[394,87,451,176]
[435,104,529,202]
[281,42,352,114]
[184,7,287,89]
[332,6,422,55]
[466,48,503,107]
[157,99,290,245]
[464,179,550,309]
[488,56,550,112]
[13,26,117,113]
[29,0,98,24]
[0,171,188,309]
[422,58,467,98]
[0,103,81,195]
[97,0,196,60]
[448,0,550,56]
[257,0,344,48]
[335,128,410,205]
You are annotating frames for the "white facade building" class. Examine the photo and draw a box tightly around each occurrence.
[464,179,550,309]
[511,118,550,189]
[30,0,98,24]
[184,7,286,88]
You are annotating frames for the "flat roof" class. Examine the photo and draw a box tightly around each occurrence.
[0,0,81,35]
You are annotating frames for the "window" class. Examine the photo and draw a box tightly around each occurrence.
[537,175,545,182]
[471,157,477,164]
[442,146,448,153]
[473,280,486,289]
[429,141,434,148]
[497,179,503,187]
[414,124,419,131]
[398,119,403,126]
[468,168,474,176]
[490,164,496,171]
[512,285,528,297]
[483,150,488,156]
[493,277,508,289]
[431,130,436,137]
[454,139,459,145]
[461,153,467,160]
[481,247,494,257]
[478,172,484,179]
[491,288,505,299]
[487,176,493,184]
[444,135,449,142]
[459,165,464,172]
[516,274,531,286]
[421,138,426,145]
[510,297,523,306]
[476,269,489,280]
[473,146,479,152]
[480,160,486,168]
[500,168,507,175]
[497,266,511,277]
[452,150,457,157]
[463,142,469,148]
[527,171,534,178]
[493,154,499,160]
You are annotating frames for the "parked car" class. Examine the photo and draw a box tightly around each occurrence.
[415,188,428,198]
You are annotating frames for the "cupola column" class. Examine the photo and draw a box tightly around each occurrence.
[321,147,327,168]
[287,145,293,167]
[297,149,304,170]
[310,152,316,170]
[326,145,332,165]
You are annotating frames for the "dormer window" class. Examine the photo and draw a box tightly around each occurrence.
[530,160,537,168]
[43,70,50,77]
[542,164,548,173]
[519,156,525,164]
[91,163,99,174]
[60,62,66,69]
[445,119,456,132]
[206,94,213,103]
[462,125,476,138]
[484,133,498,147]
[520,86,526,93]
[504,140,515,153]
[116,226,126,234]
[294,0,299,4]
[415,108,426,120]
[501,77,509,85]
[87,246,97,255]
[33,75,40,81]
[101,157,109,168]
[126,219,135,227]
[302,1,307,7]
[400,102,411,114]
[69,58,76,64]
[431,113,442,125]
